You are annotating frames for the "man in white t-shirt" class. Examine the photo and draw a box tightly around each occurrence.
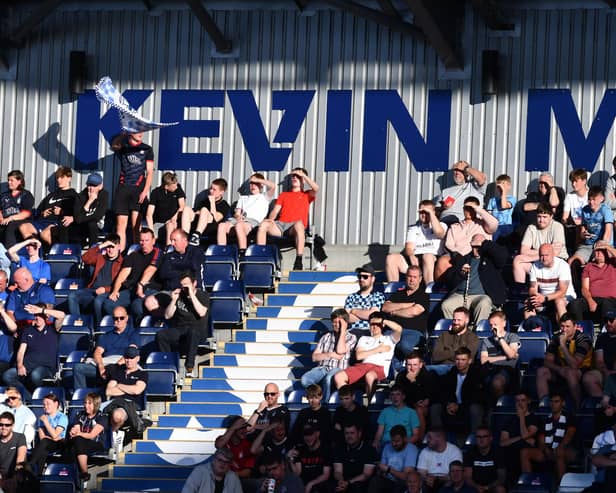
[524,243,576,321]
[416,427,463,493]
[334,312,402,402]
[385,200,447,292]
[217,173,275,254]
[438,160,487,225]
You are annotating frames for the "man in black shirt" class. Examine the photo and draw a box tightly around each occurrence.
[288,424,332,493]
[71,172,109,248]
[0,411,27,481]
[332,385,370,448]
[145,172,185,247]
[181,178,231,246]
[463,425,506,493]
[333,422,377,493]
[156,271,209,377]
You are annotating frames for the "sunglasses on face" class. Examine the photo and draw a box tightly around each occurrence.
[113,316,127,321]
[264,392,277,397]
[357,274,371,280]
[7,396,19,401]
[0,423,12,428]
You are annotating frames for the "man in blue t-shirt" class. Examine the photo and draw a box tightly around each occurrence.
[7,237,51,284]
[6,268,55,328]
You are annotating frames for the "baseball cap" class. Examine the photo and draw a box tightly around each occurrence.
[303,424,318,435]
[123,346,140,359]
[86,173,103,186]
[355,264,376,276]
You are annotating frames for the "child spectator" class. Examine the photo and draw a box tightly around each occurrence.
[181,178,230,246]
[332,385,370,448]
[72,173,109,248]
[145,172,186,246]
[486,174,517,240]
[290,384,331,447]
[0,170,35,248]
[563,168,589,253]
[7,237,51,284]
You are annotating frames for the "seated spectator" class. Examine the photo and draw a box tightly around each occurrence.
[499,392,540,485]
[598,314,616,411]
[104,347,148,448]
[27,393,68,475]
[181,178,230,247]
[0,411,27,485]
[438,161,487,226]
[536,312,595,406]
[0,304,17,374]
[287,423,331,493]
[216,172,275,253]
[345,264,385,336]
[590,422,616,488]
[435,197,497,281]
[486,174,517,241]
[3,303,64,401]
[250,416,291,476]
[155,271,209,378]
[181,447,242,493]
[518,172,565,231]
[102,227,161,322]
[368,424,418,493]
[405,470,423,493]
[373,385,420,451]
[513,203,567,287]
[432,347,485,434]
[333,422,377,493]
[416,428,462,493]
[145,171,185,247]
[463,425,506,493]
[523,243,576,322]
[385,200,447,291]
[65,392,107,483]
[479,310,520,401]
[214,415,257,488]
[394,351,439,434]
[334,312,402,402]
[72,306,139,391]
[68,234,124,325]
[438,460,478,493]
[429,307,479,376]
[0,169,35,248]
[568,242,616,322]
[562,168,589,253]
[71,173,109,248]
[520,391,576,483]
[301,309,357,403]
[259,453,305,492]
[381,266,428,360]
[0,387,36,449]
[332,385,370,448]
[19,166,78,246]
[7,238,50,284]
[247,383,290,432]
[0,270,9,304]
[290,384,331,447]
[256,168,319,271]
[440,235,507,327]
[5,268,55,328]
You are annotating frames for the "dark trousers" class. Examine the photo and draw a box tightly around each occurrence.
[156,324,207,369]
[29,438,65,475]
[568,297,616,323]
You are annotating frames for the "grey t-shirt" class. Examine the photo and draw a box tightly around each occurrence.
[480,333,521,368]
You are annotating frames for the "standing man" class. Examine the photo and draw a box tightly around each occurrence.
[301,309,357,403]
[181,448,242,493]
[345,264,386,335]
[111,131,154,252]
[156,271,209,378]
[438,160,487,226]
[256,168,319,271]
[385,200,447,291]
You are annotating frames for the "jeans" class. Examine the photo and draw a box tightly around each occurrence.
[300,366,341,403]
[391,329,424,375]
[67,288,107,325]
[102,289,150,324]
[3,366,55,402]
[72,362,98,390]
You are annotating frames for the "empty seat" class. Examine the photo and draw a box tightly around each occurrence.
[210,280,246,326]
[54,278,84,303]
[203,245,238,288]
[145,352,179,398]
[238,244,280,290]
[46,244,82,284]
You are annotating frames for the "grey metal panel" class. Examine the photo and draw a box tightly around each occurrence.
[1,3,616,246]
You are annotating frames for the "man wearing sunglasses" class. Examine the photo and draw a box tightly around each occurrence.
[247,383,290,432]
[72,306,139,389]
[181,447,242,493]
[0,411,27,482]
[0,388,35,449]
[345,264,385,335]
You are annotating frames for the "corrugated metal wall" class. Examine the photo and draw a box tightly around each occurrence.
[1,3,615,245]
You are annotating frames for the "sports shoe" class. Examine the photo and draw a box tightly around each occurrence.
[185,368,195,378]
[248,292,263,307]
[425,281,434,294]
[293,258,303,271]
[189,232,200,246]
[112,429,125,457]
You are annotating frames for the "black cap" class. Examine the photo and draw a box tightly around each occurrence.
[123,346,139,359]
[355,264,376,276]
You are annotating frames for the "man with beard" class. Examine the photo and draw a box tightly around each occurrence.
[288,424,332,493]
[301,309,357,403]
[345,265,385,335]
[368,425,418,493]
[0,411,27,486]
[429,307,479,376]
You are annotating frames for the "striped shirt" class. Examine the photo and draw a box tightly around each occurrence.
[314,331,357,371]
[543,410,574,449]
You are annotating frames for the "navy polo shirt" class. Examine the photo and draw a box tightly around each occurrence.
[21,325,58,369]
[96,327,140,357]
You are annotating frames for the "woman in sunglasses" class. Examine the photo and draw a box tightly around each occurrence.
[27,393,68,475]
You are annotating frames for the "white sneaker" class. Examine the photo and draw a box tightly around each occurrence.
[425,281,434,294]
[113,430,125,456]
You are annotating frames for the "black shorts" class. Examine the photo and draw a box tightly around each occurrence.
[114,184,145,215]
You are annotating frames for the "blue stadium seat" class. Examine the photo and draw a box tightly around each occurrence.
[31,386,66,408]
[126,244,140,256]
[517,333,550,368]
[238,244,280,290]
[475,319,511,334]
[139,316,168,328]
[46,244,82,284]
[433,318,452,334]
[58,329,92,360]
[41,463,79,493]
[62,314,94,330]
[48,244,81,257]
[70,387,104,407]
[576,320,594,342]
[203,244,238,288]
[145,352,179,398]
[60,350,88,391]
[512,472,552,493]
[210,280,246,326]
[384,281,405,299]
[54,278,84,303]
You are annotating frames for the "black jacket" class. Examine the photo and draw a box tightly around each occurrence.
[395,366,440,407]
[440,363,485,406]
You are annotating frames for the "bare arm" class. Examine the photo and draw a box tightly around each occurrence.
[267,204,282,221]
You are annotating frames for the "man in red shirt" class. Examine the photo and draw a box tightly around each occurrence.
[256,167,319,270]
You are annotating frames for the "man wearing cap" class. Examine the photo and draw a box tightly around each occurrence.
[70,172,109,248]
[568,241,616,322]
[301,309,357,403]
[72,305,139,389]
[344,264,385,335]
[2,303,65,401]
[437,160,487,225]
[181,447,242,493]
[68,233,124,325]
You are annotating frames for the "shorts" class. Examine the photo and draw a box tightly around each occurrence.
[274,221,298,236]
[114,184,145,215]
[573,244,594,263]
[32,219,58,232]
[227,217,259,228]
[344,363,386,384]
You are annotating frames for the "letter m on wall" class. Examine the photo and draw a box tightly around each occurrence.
[525,89,616,171]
